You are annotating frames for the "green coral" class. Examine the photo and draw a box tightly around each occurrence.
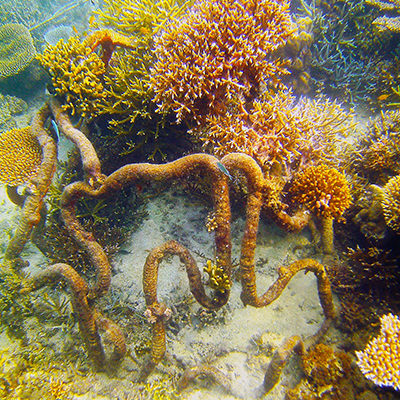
[0,23,36,79]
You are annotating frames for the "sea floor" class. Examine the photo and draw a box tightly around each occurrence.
[0,173,345,399]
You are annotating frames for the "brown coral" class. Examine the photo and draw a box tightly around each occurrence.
[0,127,42,186]
[151,0,294,125]
[382,174,400,233]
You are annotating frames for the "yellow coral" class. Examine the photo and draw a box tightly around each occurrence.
[289,165,352,220]
[0,127,42,186]
[382,175,400,233]
[0,23,36,79]
[151,0,294,124]
[204,259,231,293]
[37,36,106,119]
[356,313,400,391]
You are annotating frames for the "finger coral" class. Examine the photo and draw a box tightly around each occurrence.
[0,127,42,186]
[356,313,400,391]
[37,36,106,119]
[382,174,400,233]
[0,23,36,79]
[151,0,294,125]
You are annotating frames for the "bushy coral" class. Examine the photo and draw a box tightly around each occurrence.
[0,23,36,79]
[356,313,400,391]
[0,126,42,186]
[151,0,294,125]
[382,174,400,233]
[37,36,106,119]
[289,165,351,220]
[201,90,353,178]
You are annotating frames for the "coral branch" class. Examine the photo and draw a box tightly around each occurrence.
[49,97,104,187]
[140,239,230,381]
[60,154,232,300]
[21,263,106,369]
[3,104,57,270]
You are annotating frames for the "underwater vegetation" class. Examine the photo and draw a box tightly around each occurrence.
[1,0,400,398]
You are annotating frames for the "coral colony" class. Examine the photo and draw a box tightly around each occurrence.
[1,0,400,397]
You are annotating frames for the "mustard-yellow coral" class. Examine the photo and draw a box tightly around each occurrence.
[289,165,352,220]
[0,127,42,186]
[0,23,36,79]
[37,36,106,119]
[356,313,400,391]
[151,0,294,124]
[382,175,400,233]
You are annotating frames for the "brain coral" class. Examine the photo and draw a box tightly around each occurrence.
[356,313,400,391]
[289,164,352,219]
[0,127,42,186]
[0,23,36,79]
[151,0,294,125]
[382,174,400,233]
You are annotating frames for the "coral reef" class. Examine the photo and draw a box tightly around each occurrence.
[151,0,294,125]
[0,23,36,79]
[382,175,400,233]
[289,164,351,254]
[0,127,42,186]
[356,313,400,391]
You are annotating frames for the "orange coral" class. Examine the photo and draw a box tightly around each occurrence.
[356,313,400,391]
[84,29,136,66]
[0,126,42,186]
[289,165,351,220]
[202,90,352,177]
[151,0,294,125]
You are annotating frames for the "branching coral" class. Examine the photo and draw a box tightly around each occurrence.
[201,90,352,178]
[151,0,294,125]
[356,313,400,391]
[0,126,42,186]
[0,23,36,79]
[289,164,351,254]
[37,36,106,119]
[382,174,400,233]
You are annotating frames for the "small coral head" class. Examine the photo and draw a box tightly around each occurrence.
[289,164,352,219]
[382,175,400,233]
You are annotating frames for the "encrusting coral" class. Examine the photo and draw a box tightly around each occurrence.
[289,164,352,254]
[382,174,400,233]
[151,0,294,125]
[0,127,42,187]
[0,23,36,79]
[356,313,400,391]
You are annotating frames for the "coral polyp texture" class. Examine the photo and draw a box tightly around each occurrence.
[356,313,400,391]
[202,90,352,177]
[37,36,106,119]
[382,175,400,233]
[151,0,294,124]
[0,23,36,79]
[0,127,42,186]
[289,165,351,220]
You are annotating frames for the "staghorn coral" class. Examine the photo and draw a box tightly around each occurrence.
[0,23,36,79]
[289,164,351,254]
[0,127,42,186]
[151,0,294,125]
[201,89,352,178]
[37,36,106,119]
[356,313,400,391]
[382,175,400,233]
